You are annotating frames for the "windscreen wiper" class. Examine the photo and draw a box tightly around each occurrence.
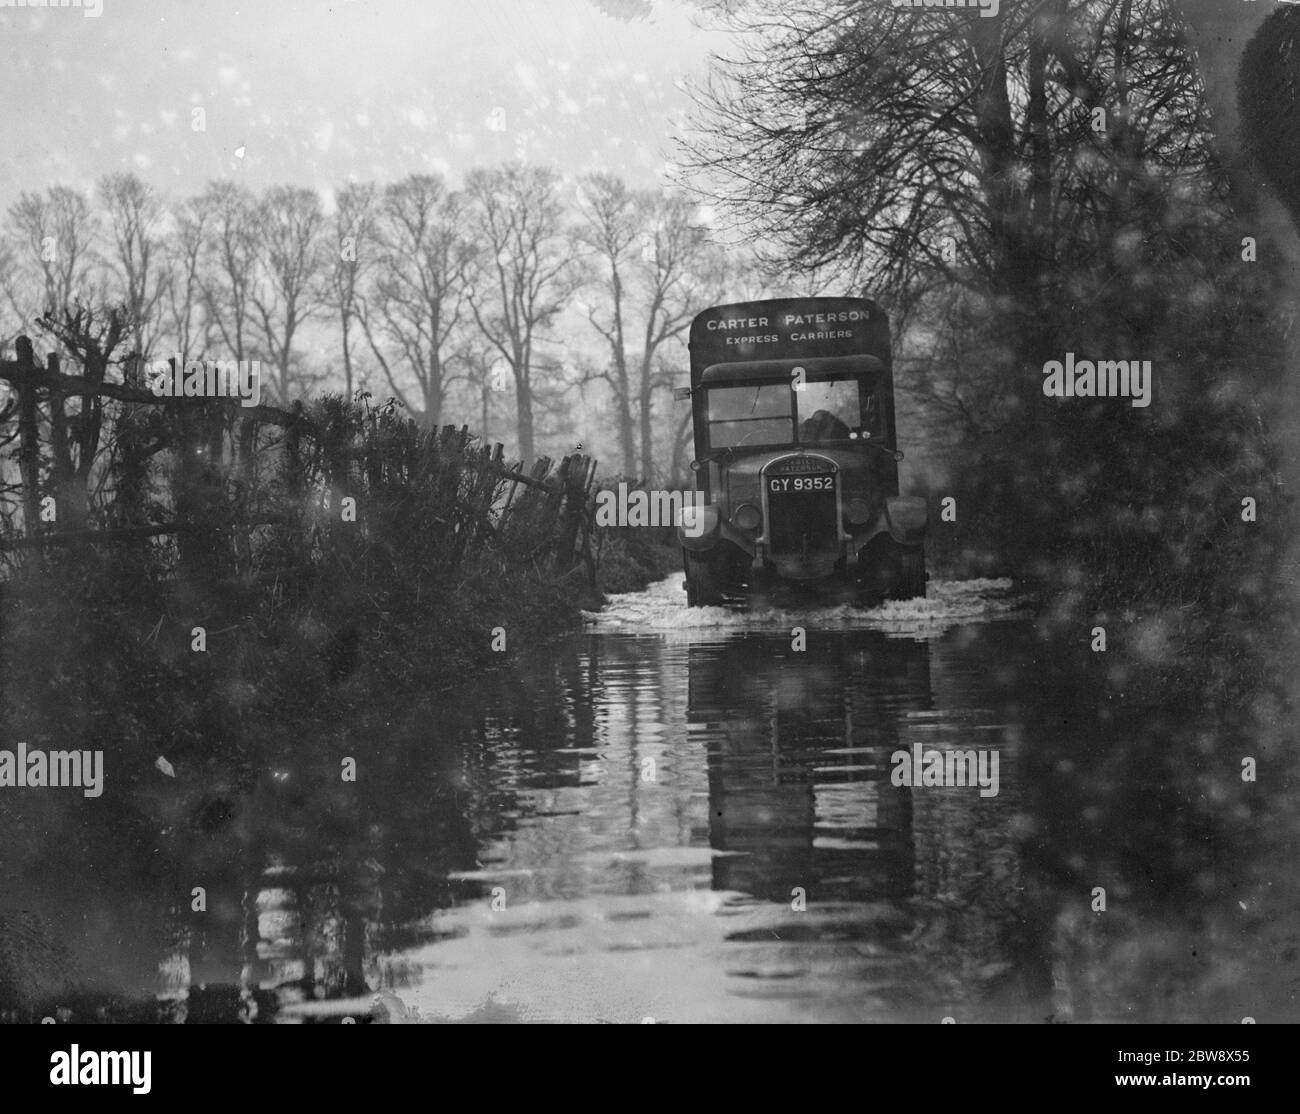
[690,446,734,471]
[858,436,905,462]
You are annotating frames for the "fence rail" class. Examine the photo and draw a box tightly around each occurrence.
[0,335,599,583]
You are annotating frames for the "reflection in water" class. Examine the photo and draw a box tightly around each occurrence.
[1,604,1293,1023]
[691,635,921,906]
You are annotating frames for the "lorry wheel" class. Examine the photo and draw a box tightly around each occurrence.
[892,546,927,600]
[683,549,725,607]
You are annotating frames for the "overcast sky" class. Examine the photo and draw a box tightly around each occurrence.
[0,0,729,205]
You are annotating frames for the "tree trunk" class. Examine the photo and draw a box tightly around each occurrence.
[46,353,81,528]
[514,374,535,463]
[14,337,42,538]
[638,364,654,483]
[341,306,353,401]
[616,356,635,477]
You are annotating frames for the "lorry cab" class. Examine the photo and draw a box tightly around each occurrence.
[675,296,927,607]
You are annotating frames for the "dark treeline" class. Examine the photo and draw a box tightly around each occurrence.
[687,0,1292,620]
[0,166,750,483]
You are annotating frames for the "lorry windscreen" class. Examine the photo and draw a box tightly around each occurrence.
[706,377,868,448]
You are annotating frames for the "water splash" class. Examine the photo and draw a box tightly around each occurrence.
[585,574,1033,638]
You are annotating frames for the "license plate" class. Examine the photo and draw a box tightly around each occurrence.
[768,475,834,493]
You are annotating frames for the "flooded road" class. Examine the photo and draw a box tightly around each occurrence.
[1,576,1294,1023]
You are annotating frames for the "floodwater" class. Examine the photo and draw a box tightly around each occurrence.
[1,576,1295,1023]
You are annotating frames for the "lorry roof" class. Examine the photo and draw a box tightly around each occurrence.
[699,354,885,383]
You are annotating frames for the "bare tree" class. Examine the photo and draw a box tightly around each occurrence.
[630,193,726,478]
[0,239,23,353]
[163,194,216,365]
[195,181,258,365]
[577,176,728,478]
[327,181,379,402]
[250,186,328,404]
[6,186,100,321]
[358,174,475,427]
[97,173,168,369]
[686,0,1216,385]
[448,336,506,444]
[465,164,579,463]
[575,173,642,474]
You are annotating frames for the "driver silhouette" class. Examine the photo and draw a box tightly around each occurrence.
[799,408,851,442]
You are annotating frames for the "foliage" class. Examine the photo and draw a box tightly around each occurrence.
[688,0,1290,615]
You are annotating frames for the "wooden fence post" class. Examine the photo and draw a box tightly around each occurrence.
[47,353,75,498]
[110,352,148,536]
[284,400,306,498]
[555,453,590,571]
